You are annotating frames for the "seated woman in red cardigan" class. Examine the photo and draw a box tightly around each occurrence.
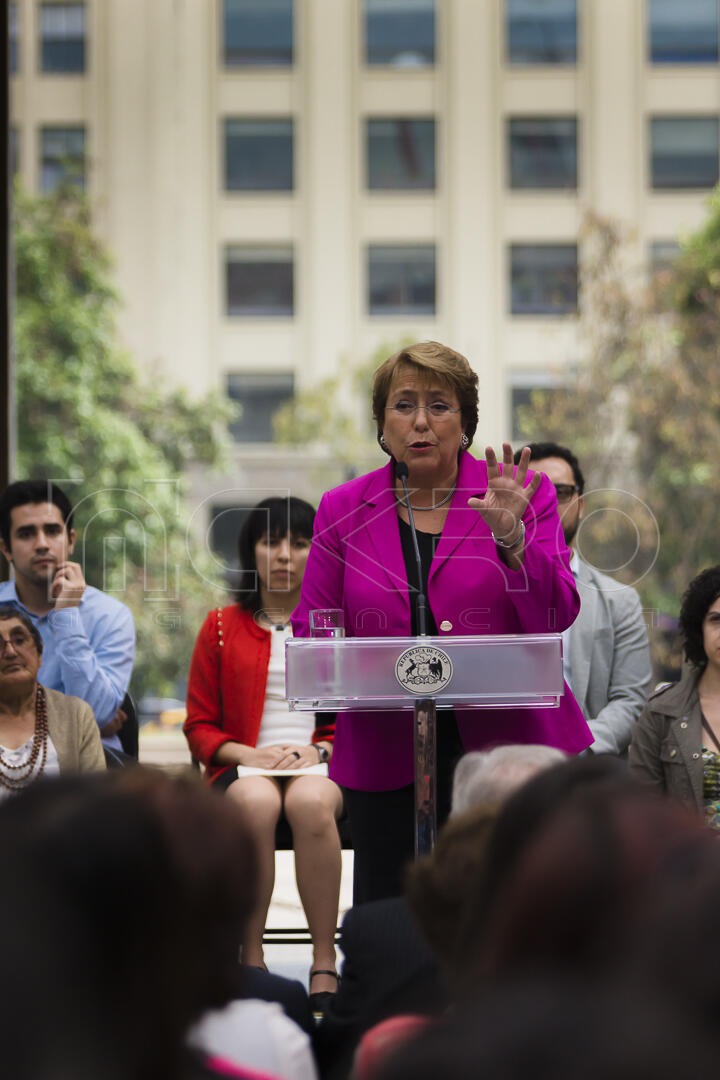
[184,497,342,1013]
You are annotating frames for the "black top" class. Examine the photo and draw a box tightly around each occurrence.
[398,516,440,636]
[313,516,444,753]
[397,515,463,764]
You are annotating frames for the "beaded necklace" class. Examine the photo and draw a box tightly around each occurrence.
[0,685,49,791]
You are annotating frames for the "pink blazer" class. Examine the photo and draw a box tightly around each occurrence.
[292,453,592,790]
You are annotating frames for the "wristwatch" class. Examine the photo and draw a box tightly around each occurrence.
[315,744,330,764]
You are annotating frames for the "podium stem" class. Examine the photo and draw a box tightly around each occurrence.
[414,698,437,857]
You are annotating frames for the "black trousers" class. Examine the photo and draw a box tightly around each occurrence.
[343,713,464,905]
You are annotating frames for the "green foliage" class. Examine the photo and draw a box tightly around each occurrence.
[13,184,234,699]
[517,203,720,630]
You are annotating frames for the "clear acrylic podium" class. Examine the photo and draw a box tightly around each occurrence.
[286,634,564,855]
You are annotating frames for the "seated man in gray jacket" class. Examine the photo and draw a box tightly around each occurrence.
[518,443,652,755]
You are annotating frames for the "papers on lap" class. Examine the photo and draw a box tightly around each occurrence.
[235,763,329,778]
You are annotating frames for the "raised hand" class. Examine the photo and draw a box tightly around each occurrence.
[467,443,541,543]
[51,561,87,609]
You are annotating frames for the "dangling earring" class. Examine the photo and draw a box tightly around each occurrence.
[461,433,469,450]
[380,433,389,452]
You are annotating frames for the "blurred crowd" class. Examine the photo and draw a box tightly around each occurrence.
[4,748,720,1080]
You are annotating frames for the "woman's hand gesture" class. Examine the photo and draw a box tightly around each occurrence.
[467,443,541,543]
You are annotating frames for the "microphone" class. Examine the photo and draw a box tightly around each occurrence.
[395,460,428,637]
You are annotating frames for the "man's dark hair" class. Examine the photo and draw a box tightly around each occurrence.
[0,481,75,548]
[679,565,720,669]
[236,496,316,613]
[514,442,585,496]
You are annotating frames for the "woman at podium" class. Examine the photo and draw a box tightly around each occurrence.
[293,342,592,902]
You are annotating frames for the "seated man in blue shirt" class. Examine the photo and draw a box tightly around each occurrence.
[0,480,135,749]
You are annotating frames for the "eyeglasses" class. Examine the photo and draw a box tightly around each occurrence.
[553,483,580,504]
[385,402,461,419]
[0,630,35,655]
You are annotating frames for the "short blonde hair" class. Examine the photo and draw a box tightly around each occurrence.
[372,341,479,452]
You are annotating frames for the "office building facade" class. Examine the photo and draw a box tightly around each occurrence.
[10,0,720,546]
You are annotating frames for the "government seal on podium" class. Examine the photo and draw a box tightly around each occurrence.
[395,645,453,695]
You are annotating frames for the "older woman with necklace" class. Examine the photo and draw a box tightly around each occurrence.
[0,605,105,795]
[292,341,591,902]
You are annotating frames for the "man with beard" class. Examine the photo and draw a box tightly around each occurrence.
[516,443,651,756]
[0,481,135,751]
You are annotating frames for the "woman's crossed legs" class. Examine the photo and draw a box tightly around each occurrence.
[226,773,343,992]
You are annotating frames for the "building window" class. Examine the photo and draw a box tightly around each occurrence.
[9,2,18,73]
[40,3,85,73]
[649,0,719,64]
[366,119,436,190]
[224,119,293,191]
[368,244,436,316]
[223,0,293,67]
[226,372,295,442]
[40,126,85,193]
[365,0,435,67]
[510,375,562,441]
[508,117,578,189]
[649,240,682,272]
[510,385,534,441]
[650,116,720,190]
[506,0,577,65]
[510,244,578,315]
[226,245,294,316]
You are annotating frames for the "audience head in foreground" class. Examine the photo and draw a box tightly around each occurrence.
[0,771,258,1080]
[374,758,720,1080]
[372,980,717,1080]
[406,744,565,992]
[450,743,566,818]
[450,757,712,996]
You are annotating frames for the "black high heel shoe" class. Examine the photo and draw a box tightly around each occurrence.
[309,968,339,1015]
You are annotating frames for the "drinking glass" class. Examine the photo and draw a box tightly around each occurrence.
[309,609,345,638]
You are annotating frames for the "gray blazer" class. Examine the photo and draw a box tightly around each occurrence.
[629,671,704,813]
[568,558,652,755]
